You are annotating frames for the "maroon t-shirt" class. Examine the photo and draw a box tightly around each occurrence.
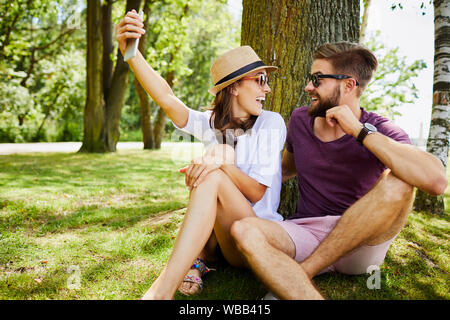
[286,106,411,219]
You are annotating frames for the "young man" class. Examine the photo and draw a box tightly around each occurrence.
[230,42,448,300]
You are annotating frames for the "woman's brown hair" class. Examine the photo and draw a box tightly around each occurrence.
[208,81,257,146]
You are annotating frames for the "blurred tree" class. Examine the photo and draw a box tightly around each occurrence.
[241,0,360,217]
[135,0,156,149]
[360,33,427,119]
[0,0,84,142]
[359,0,427,119]
[414,0,449,215]
[80,0,141,152]
[133,0,238,149]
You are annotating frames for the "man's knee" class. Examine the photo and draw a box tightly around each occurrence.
[378,172,414,205]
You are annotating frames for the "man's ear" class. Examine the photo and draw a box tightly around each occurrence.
[344,78,358,94]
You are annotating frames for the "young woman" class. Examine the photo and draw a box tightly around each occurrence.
[116,10,286,299]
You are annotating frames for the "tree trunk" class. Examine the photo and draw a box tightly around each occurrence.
[414,0,449,215]
[80,0,141,153]
[153,69,174,149]
[136,0,155,149]
[102,0,142,152]
[102,0,114,99]
[80,0,106,153]
[151,4,189,150]
[241,0,360,218]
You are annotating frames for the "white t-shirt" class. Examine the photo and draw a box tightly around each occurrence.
[174,108,286,221]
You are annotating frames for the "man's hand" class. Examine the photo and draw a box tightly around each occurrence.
[179,144,235,190]
[325,105,362,137]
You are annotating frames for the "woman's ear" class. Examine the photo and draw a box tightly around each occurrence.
[228,83,239,96]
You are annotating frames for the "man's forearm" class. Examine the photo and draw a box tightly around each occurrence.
[362,132,447,195]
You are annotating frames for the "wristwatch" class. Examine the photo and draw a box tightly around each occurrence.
[356,123,377,145]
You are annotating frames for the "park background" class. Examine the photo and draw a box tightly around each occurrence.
[0,0,448,300]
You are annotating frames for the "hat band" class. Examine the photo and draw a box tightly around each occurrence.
[215,60,266,86]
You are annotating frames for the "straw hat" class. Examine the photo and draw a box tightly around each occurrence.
[208,46,278,96]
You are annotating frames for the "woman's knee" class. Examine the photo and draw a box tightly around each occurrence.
[230,218,262,252]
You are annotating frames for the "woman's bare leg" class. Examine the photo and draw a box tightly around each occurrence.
[178,231,218,295]
[141,169,256,300]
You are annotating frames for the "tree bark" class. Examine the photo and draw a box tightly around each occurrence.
[80,0,141,153]
[151,4,189,150]
[241,0,360,218]
[414,0,449,215]
[102,0,142,152]
[80,0,106,153]
[153,69,174,149]
[102,0,114,99]
[136,0,155,149]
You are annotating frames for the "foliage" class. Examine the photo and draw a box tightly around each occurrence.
[360,32,427,118]
[0,0,239,143]
[115,0,240,139]
[0,0,85,142]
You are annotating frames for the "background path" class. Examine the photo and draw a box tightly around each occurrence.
[0,142,195,155]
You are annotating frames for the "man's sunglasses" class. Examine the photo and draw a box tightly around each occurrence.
[241,74,269,87]
[309,73,359,88]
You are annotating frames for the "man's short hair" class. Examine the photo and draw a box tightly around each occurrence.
[313,42,378,96]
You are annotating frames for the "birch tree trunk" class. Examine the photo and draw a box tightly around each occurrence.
[414,0,449,215]
[241,0,360,217]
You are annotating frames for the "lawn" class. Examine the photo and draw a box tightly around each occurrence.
[0,144,448,300]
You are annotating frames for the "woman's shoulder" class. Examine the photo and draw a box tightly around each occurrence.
[258,110,286,128]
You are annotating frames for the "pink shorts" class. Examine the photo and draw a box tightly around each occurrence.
[277,215,397,275]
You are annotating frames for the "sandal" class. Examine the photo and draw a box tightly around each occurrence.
[179,258,215,295]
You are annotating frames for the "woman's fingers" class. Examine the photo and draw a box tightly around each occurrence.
[193,168,210,188]
[117,24,145,38]
[185,165,193,188]
[126,9,143,22]
[179,166,189,173]
[188,165,207,190]
[115,12,145,54]
[116,16,143,30]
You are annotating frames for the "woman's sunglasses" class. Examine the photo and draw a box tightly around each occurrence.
[309,73,359,88]
[241,74,269,87]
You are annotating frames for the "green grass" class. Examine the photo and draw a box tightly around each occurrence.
[0,144,448,300]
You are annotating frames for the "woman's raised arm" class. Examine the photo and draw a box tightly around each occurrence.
[115,10,189,128]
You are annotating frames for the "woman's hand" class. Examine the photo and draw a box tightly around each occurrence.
[180,144,235,190]
[115,9,146,56]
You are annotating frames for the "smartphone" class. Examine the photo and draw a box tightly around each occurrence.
[124,10,144,62]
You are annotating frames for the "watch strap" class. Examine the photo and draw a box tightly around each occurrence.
[356,127,369,145]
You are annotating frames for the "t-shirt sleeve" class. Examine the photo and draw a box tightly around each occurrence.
[172,108,213,143]
[377,120,412,145]
[285,113,296,153]
[248,113,286,188]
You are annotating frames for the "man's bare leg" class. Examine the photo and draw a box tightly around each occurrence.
[301,170,414,278]
[231,218,324,300]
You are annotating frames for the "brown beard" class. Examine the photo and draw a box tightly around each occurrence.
[308,85,341,118]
